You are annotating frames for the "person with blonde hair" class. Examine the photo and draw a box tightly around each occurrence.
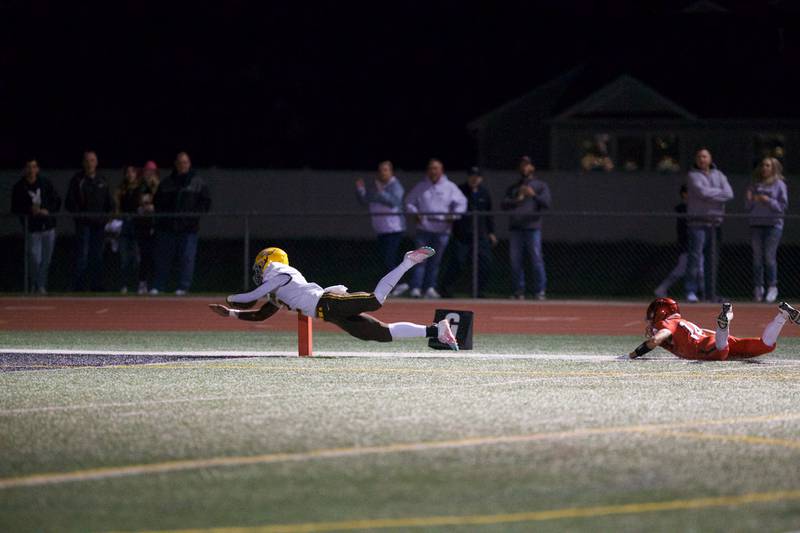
[746,157,788,302]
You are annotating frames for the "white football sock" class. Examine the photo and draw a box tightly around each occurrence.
[762,313,787,347]
[715,326,729,351]
[374,259,416,304]
[388,322,427,339]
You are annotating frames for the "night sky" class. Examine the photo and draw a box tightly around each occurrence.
[2,0,800,169]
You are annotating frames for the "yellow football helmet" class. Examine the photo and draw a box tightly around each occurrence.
[252,247,289,285]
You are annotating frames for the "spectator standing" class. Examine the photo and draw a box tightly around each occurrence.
[65,151,114,291]
[355,160,406,275]
[440,167,497,297]
[115,165,143,294]
[745,157,788,303]
[151,152,211,295]
[136,161,160,294]
[11,159,61,294]
[685,148,733,303]
[502,156,551,300]
[654,185,704,298]
[404,159,467,298]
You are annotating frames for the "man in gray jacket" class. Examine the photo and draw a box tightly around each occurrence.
[685,148,733,302]
[404,159,468,298]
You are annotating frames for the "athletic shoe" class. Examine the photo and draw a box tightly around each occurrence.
[120,287,128,295]
[404,246,436,265]
[391,282,410,297]
[148,288,159,295]
[510,293,525,300]
[424,287,441,299]
[754,286,764,302]
[765,286,778,303]
[175,289,187,296]
[779,302,800,325]
[716,302,733,330]
[686,292,699,303]
[535,291,546,301]
[436,319,459,351]
[137,281,148,295]
[409,288,422,298]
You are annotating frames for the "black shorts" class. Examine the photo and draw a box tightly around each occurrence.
[315,292,391,342]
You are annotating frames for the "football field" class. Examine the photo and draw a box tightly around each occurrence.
[2,299,800,532]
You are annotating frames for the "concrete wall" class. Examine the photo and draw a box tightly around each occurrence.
[2,168,798,244]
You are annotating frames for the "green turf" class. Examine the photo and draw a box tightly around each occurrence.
[1,333,800,532]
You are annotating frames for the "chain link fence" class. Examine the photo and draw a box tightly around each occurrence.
[2,211,799,302]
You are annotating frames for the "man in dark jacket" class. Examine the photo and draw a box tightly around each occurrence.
[440,167,497,297]
[11,159,61,293]
[502,156,552,300]
[65,151,113,291]
[151,152,211,295]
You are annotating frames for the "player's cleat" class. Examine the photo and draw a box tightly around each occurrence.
[404,246,435,265]
[716,302,733,330]
[437,319,459,351]
[779,302,800,325]
[686,292,699,303]
[409,287,422,298]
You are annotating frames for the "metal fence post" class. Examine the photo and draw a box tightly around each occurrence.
[710,224,718,303]
[243,214,251,291]
[471,210,479,298]
[23,217,29,294]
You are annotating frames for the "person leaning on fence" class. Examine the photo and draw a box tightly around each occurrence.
[355,160,406,275]
[11,158,61,294]
[115,165,144,294]
[684,148,733,303]
[502,156,551,300]
[440,166,497,298]
[402,158,468,299]
[65,150,114,291]
[135,161,160,294]
[654,184,704,299]
[151,151,211,295]
[746,157,788,303]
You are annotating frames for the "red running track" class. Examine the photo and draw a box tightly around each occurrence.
[1,297,796,338]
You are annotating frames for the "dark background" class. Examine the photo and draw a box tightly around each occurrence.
[2,0,800,170]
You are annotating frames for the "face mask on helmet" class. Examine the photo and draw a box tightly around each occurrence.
[252,247,289,285]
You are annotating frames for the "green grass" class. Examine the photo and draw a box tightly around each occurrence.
[1,333,800,532]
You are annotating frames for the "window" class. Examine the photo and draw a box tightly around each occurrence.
[579,133,614,172]
[618,136,645,172]
[754,134,785,165]
[652,135,681,173]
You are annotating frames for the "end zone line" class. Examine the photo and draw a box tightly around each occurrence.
[131,489,800,532]
[1,411,799,491]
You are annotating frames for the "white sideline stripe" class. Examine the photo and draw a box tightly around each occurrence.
[491,316,580,322]
[2,348,799,365]
[0,348,623,361]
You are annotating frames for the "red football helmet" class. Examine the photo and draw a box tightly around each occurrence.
[646,297,680,324]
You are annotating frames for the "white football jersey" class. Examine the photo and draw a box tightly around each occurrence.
[228,262,324,317]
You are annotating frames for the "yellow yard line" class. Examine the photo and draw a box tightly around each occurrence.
[647,430,800,450]
[131,489,800,532]
[2,411,799,490]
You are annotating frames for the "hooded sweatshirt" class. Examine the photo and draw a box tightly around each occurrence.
[745,178,788,229]
[405,175,467,234]
[686,164,733,226]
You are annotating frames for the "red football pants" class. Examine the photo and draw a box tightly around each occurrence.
[705,336,775,361]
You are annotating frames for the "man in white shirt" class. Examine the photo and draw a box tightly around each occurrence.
[209,246,459,350]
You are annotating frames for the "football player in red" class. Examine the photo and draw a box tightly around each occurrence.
[626,297,800,361]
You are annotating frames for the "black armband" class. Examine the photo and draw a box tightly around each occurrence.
[633,342,653,358]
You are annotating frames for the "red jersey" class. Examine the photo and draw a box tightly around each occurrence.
[653,314,717,360]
